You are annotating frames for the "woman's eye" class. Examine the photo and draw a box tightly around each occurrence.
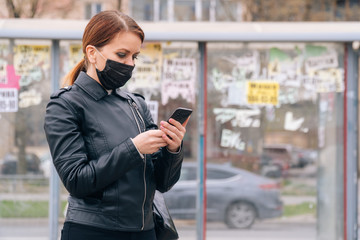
[133,55,138,60]
[116,53,126,58]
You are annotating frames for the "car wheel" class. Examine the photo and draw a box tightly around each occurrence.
[225,201,256,229]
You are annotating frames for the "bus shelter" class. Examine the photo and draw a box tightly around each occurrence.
[0,19,359,240]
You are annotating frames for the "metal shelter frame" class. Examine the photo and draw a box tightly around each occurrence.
[0,19,359,240]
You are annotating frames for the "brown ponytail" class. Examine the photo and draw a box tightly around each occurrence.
[62,58,87,87]
[62,10,144,87]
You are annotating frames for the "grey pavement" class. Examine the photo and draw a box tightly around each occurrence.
[0,218,316,240]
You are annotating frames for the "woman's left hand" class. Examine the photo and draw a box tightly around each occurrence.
[159,117,190,152]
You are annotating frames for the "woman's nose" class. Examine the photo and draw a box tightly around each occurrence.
[124,57,135,66]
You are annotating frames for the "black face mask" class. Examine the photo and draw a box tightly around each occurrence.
[94,47,135,90]
[96,59,134,90]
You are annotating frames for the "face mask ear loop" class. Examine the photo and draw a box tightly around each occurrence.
[94,46,106,70]
[94,47,106,60]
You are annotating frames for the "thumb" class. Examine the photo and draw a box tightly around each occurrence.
[182,116,191,127]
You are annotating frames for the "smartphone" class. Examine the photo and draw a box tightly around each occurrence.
[167,107,193,125]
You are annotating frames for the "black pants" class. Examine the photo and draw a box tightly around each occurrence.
[61,222,157,240]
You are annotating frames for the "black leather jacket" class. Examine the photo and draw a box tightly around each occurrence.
[44,71,183,231]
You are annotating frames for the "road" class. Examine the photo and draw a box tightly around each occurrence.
[0,218,316,240]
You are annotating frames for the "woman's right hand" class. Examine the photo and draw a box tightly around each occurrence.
[132,130,168,154]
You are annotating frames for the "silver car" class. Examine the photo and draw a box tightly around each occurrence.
[163,162,283,229]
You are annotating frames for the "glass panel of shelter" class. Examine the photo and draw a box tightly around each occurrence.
[206,42,345,239]
[0,39,52,239]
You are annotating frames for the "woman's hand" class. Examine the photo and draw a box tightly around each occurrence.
[132,130,168,154]
[159,117,190,152]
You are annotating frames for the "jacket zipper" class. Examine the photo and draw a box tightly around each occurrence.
[128,100,147,231]
[132,102,146,132]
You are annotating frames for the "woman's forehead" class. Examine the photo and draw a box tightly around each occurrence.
[106,31,142,52]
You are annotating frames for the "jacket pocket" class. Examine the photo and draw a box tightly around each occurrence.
[100,181,118,215]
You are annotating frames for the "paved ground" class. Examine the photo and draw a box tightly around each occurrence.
[0,218,316,240]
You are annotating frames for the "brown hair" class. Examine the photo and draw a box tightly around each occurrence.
[63,10,144,86]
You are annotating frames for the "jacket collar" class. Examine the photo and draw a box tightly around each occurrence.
[115,88,131,100]
[75,71,108,101]
[74,71,129,101]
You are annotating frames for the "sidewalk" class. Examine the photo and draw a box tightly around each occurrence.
[0,218,316,240]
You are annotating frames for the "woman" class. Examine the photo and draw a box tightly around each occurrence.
[44,10,187,240]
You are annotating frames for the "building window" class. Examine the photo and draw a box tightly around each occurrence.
[174,0,196,21]
[131,0,153,21]
[159,0,168,21]
[129,0,242,22]
[216,0,242,21]
[85,3,103,19]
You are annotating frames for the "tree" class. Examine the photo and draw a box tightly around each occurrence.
[4,0,75,18]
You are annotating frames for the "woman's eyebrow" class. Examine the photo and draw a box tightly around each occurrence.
[115,48,130,52]
[115,48,140,54]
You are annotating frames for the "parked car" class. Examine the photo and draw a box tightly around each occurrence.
[263,144,296,169]
[163,162,283,229]
[0,152,42,175]
[259,153,285,178]
[292,147,318,168]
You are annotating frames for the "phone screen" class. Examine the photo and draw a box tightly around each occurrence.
[167,107,193,125]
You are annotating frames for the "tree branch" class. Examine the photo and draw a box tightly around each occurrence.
[5,0,20,18]
[30,0,40,18]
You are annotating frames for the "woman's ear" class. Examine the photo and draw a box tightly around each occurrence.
[85,45,97,64]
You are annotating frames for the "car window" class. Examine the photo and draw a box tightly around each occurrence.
[179,167,196,181]
[207,169,236,180]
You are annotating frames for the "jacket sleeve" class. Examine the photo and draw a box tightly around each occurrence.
[44,97,144,198]
[153,145,184,193]
[137,97,184,193]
